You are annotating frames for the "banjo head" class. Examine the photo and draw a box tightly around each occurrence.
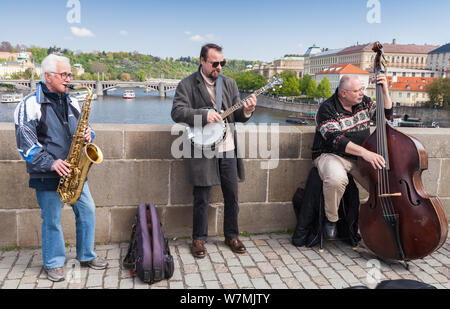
[187,120,227,150]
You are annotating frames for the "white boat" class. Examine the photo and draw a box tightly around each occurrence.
[123,90,136,99]
[1,93,23,103]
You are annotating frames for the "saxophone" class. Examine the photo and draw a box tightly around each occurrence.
[57,84,103,204]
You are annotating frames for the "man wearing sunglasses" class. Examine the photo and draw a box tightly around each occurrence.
[14,54,108,282]
[172,43,257,258]
[311,74,393,240]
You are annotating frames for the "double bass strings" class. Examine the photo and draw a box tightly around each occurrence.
[376,79,396,223]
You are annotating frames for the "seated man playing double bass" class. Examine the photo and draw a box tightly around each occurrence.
[311,74,393,239]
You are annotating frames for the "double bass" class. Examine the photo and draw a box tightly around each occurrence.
[358,42,448,267]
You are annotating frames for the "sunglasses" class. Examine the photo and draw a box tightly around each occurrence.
[208,60,226,68]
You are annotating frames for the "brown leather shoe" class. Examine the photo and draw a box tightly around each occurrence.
[192,239,207,259]
[225,238,247,254]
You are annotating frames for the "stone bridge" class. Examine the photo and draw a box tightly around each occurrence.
[0,78,181,97]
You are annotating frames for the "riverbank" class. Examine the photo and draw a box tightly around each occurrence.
[251,94,450,128]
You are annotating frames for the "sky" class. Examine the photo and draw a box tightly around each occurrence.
[1,0,449,62]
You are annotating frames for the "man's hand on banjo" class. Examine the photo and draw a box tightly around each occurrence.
[207,110,222,123]
[243,94,257,114]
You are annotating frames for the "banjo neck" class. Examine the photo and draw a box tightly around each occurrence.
[220,85,271,119]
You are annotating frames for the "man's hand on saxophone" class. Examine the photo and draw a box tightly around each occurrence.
[51,159,71,177]
[84,126,92,143]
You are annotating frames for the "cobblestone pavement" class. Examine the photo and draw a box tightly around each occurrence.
[1,229,449,290]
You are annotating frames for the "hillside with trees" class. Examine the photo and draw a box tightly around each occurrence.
[2,42,258,81]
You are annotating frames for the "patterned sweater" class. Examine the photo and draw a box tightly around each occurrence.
[312,89,393,160]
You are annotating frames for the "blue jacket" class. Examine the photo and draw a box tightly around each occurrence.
[14,82,94,188]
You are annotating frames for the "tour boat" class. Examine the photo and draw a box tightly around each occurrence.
[1,93,23,103]
[123,90,136,99]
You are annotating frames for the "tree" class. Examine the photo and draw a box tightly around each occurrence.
[80,72,93,80]
[426,78,450,108]
[28,47,48,64]
[0,41,13,52]
[88,61,108,74]
[266,70,299,96]
[299,74,317,96]
[281,75,300,96]
[316,77,332,100]
[120,73,131,81]
[305,79,317,97]
[135,70,147,82]
[233,71,267,92]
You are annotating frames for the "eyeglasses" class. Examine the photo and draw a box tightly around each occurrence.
[52,72,73,80]
[344,87,365,94]
[208,60,226,68]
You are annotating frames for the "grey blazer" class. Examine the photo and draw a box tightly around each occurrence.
[171,68,251,186]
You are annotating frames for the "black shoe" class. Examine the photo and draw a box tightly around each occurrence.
[324,220,338,240]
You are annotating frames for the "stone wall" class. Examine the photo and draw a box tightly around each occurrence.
[0,123,449,248]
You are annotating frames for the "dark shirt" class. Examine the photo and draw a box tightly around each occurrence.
[312,89,393,160]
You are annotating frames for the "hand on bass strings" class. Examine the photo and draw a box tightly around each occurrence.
[361,149,386,170]
[51,159,71,176]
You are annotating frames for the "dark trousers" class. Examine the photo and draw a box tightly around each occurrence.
[193,155,239,240]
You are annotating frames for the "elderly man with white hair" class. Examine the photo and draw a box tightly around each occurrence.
[14,54,108,282]
[311,74,393,239]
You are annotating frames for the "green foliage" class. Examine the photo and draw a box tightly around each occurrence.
[426,78,450,107]
[316,77,332,99]
[231,71,267,92]
[7,42,258,81]
[135,70,147,82]
[299,74,318,97]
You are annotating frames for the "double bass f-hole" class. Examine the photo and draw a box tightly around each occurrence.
[399,179,421,206]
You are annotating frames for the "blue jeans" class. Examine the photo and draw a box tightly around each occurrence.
[36,182,97,269]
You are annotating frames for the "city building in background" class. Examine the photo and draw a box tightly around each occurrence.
[314,64,370,91]
[251,55,304,79]
[427,43,450,77]
[366,76,435,107]
[304,39,439,75]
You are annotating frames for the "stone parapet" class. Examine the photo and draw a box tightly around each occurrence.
[0,123,448,248]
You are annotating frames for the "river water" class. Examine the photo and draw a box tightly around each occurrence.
[0,88,300,125]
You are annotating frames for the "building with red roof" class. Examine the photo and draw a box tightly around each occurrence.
[314,64,370,91]
[366,76,435,107]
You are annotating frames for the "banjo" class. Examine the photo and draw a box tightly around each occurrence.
[186,76,283,150]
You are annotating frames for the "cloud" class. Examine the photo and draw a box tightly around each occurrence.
[186,32,216,43]
[119,30,128,36]
[189,35,205,42]
[70,27,95,38]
